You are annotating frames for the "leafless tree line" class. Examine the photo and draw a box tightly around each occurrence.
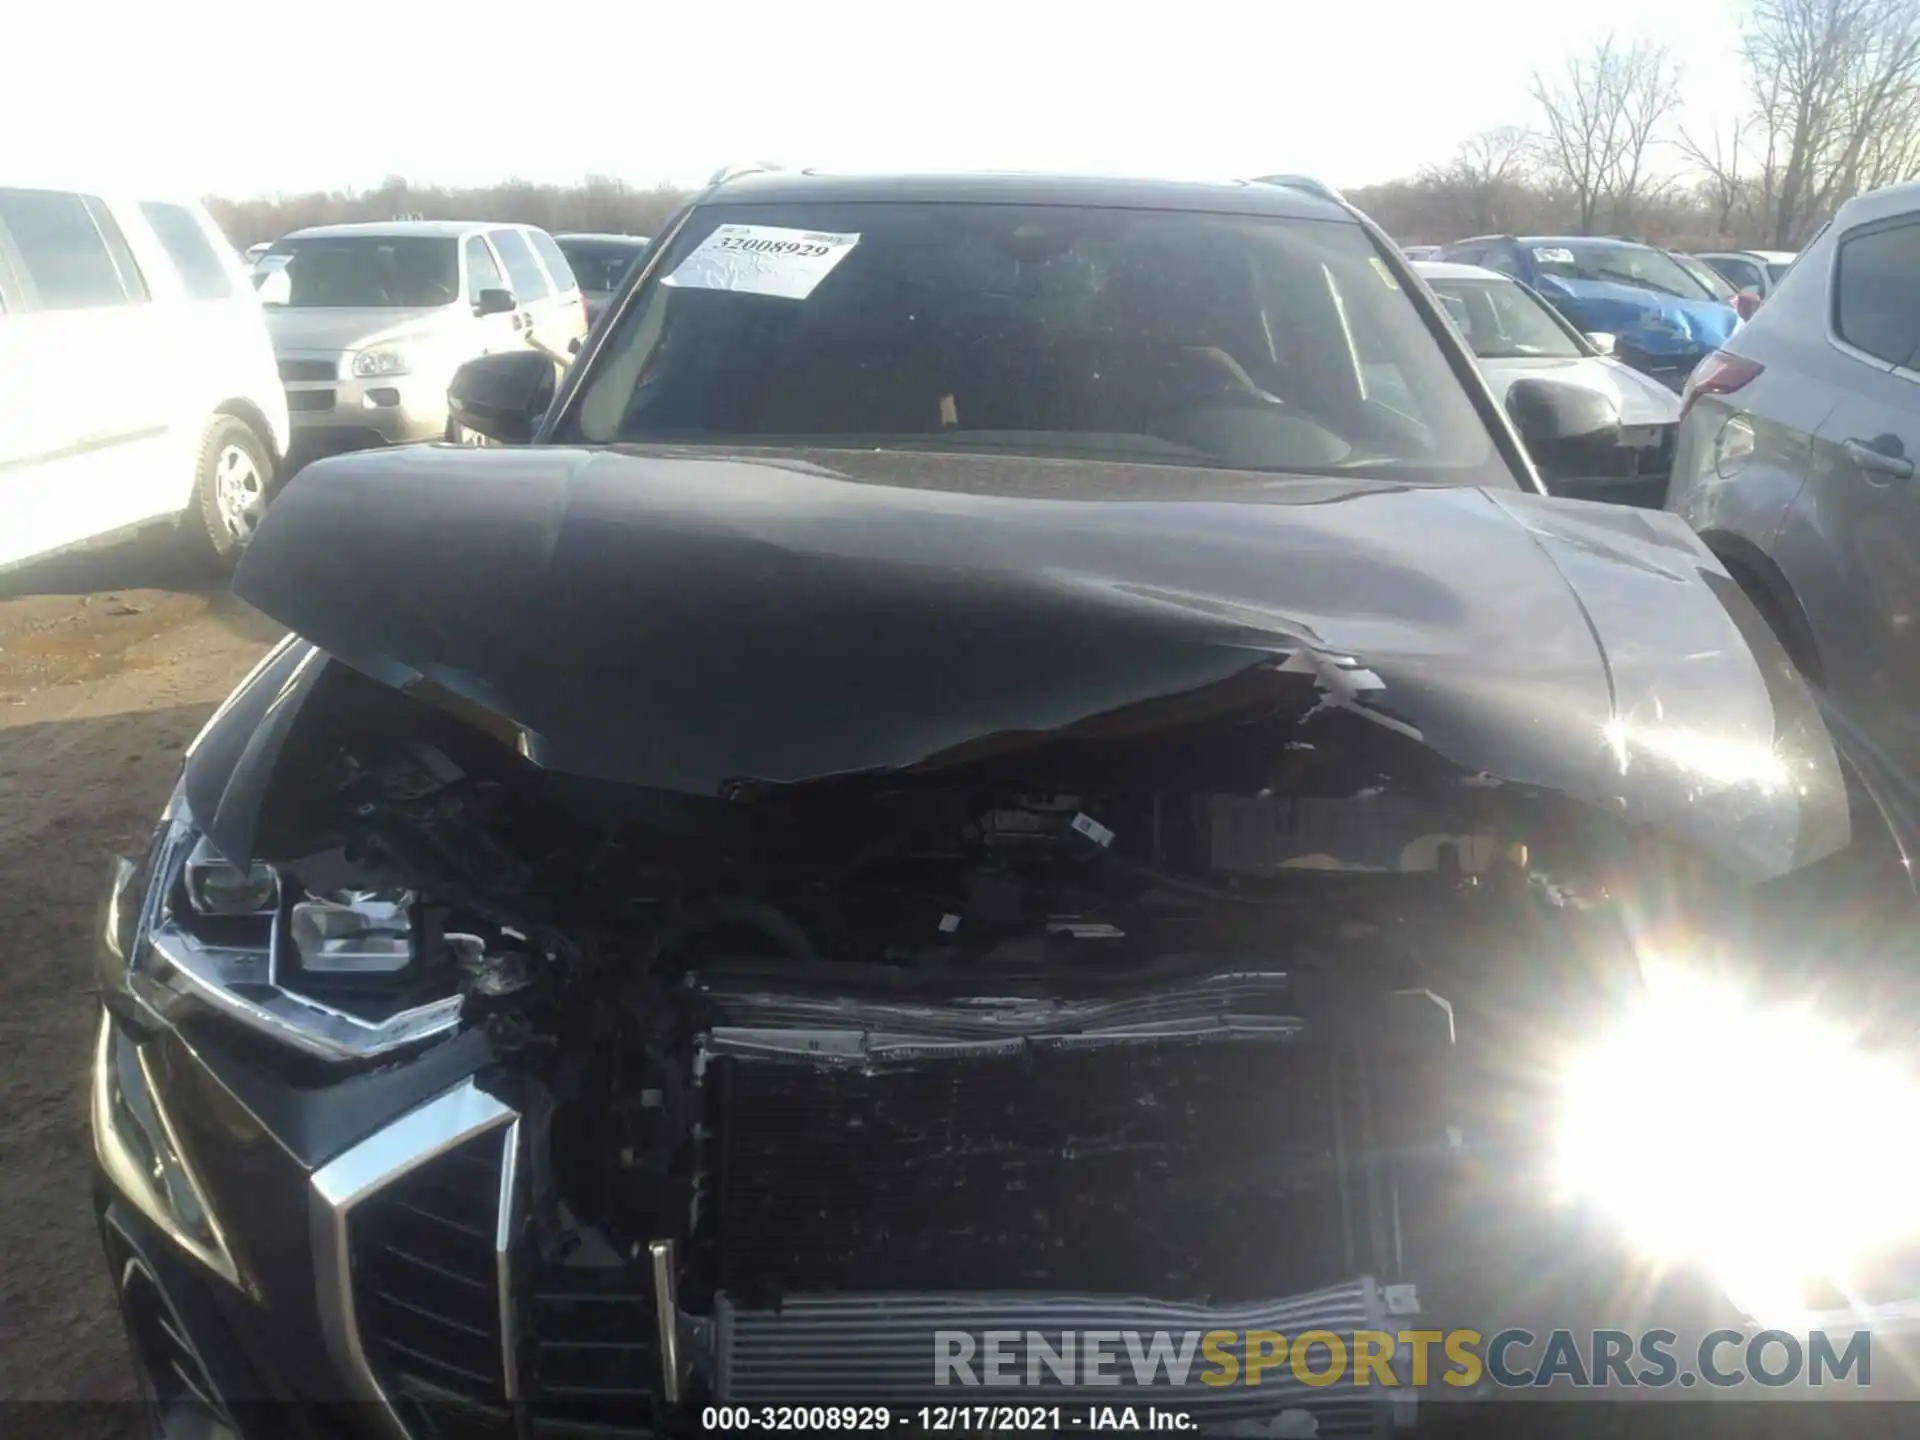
[207,174,689,248]
[1357,0,1920,247]
[207,1,1919,256]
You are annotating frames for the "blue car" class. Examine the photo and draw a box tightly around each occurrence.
[1432,234,1738,390]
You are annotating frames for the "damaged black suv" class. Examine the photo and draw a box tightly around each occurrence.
[91,171,1920,1440]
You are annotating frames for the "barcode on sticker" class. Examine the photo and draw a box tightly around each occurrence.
[1071,813,1116,848]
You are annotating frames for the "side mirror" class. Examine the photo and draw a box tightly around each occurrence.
[473,287,518,318]
[567,336,583,356]
[1505,378,1623,494]
[1584,331,1616,356]
[1734,290,1762,321]
[448,351,557,445]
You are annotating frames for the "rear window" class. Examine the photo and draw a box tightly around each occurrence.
[140,201,235,300]
[490,229,551,302]
[1673,254,1735,302]
[1835,220,1920,370]
[557,238,647,292]
[563,201,1512,488]
[0,187,146,311]
[527,230,579,293]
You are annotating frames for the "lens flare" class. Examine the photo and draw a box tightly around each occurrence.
[1554,966,1920,1321]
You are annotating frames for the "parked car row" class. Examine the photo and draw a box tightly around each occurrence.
[1429,234,1739,391]
[0,196,662,576]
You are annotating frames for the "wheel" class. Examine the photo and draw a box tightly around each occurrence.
[182,415,273,569]
[445,417,493,447]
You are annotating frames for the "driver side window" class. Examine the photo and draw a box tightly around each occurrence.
[466,237,506,304]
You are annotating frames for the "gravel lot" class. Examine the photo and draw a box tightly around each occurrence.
[0,534,280,1405]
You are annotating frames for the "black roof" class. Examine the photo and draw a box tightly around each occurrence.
[702,170,1353,222]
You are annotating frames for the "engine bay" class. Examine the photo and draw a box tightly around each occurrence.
[169,659,1744,1429]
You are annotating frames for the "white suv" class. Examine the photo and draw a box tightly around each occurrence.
[254,220,588,462]
[0,183,289,570]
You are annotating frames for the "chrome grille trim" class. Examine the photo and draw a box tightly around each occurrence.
[496,1119,522,1403]
[310,1077,518,1439]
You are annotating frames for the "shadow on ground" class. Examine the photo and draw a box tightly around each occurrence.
[0,703,233,1403]
[0,527,219,604]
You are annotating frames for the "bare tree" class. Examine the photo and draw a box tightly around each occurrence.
[207,179,689,247]
[1743,0,1920,246]
[1678,118,1754,235]
[1530,35,1683,233]
[1418,126,1535,234]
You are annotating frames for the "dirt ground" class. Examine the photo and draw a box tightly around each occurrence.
[0,532,282,1402]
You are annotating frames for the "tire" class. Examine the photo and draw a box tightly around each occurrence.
[181,415,273,570]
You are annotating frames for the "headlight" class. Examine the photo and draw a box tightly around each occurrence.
[351,347,412,378]
[1553,965,1920,1324]
[117,798,463,1062]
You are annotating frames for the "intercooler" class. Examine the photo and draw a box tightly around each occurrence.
[715,1284,1410,1432]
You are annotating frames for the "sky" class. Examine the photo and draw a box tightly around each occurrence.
[13,0,1753,199]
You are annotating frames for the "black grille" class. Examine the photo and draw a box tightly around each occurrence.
[279,358,336,381]
[526,1268,657,1437]
[349,1127,510,1420]
[286,389,337,412]
[711,1037,1382,1302]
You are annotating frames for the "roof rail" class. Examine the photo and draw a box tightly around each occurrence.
[1248,174,1346,205]
[706,162,785,188]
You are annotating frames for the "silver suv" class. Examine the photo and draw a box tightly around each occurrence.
[1666,181,1920,775]
[255,220,588,463]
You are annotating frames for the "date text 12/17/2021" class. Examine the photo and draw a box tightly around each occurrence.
[700,1404,1200,1431]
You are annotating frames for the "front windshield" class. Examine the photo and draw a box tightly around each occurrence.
[562,201,1512,487]
[1425,275,1583,360]
[1529,242,1712,301]
[559,239,648,292]
[255,235,459,308]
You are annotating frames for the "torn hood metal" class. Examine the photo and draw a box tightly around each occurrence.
[213,443,1848,882]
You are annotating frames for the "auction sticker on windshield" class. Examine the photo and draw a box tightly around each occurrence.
[662,223,860,300]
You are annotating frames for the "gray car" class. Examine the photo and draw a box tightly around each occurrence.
[1417,260,1681,506]
[1666,180,1920,774]
[255,220,588,462]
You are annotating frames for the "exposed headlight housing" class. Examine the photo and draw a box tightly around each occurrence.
[115,796,464,1063]
[351,346,412,378]
[1554,965,1920,1325]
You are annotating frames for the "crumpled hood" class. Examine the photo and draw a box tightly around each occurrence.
[222,444,1847,883]
[263,305,453,354]
[1538,277,1737,357]
[1473,355,1682,429]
